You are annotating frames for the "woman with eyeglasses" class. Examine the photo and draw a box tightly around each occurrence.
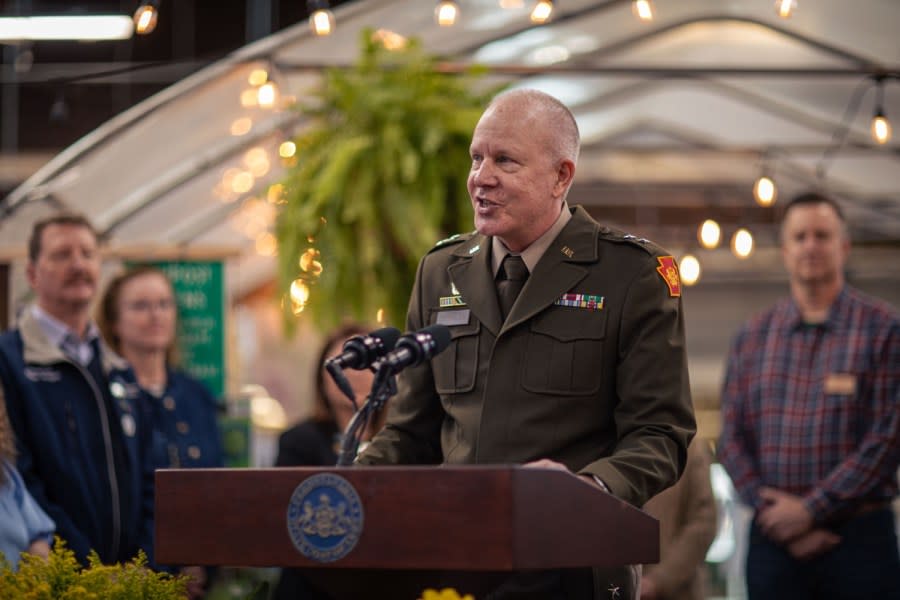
[97,265,222,598]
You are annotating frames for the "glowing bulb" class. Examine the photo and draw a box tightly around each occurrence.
[290,279,310,314]
[774,0,797,18]
[632,0,654,22]
[732,229,754,259]
[376,308,385,324]
[435,1,459,27]
[231,171,255,194]
[279,141,297,158]
[754,175,777,206]
[230,117,252,136]
[679,255,701,286]
[248,69,268,86]
[239,89,258,108]
[530,0,554,24]
[256,82,277,109]
[698,219,721,249]
[310,9,335,36]
[871,112,892,145]
[255,232,277,256]
[133,4,158,35]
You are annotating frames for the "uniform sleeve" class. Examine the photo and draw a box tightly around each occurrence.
[356,254,444,466]
[803,318,900,522]
[717,329,766,511]
[577,254,696,507]
[9,462,56,544]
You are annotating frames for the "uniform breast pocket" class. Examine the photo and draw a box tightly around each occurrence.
[521,309,607,396]
[428,309,480,394]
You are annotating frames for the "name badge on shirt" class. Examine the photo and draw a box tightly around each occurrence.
[824,373,856,395]
[436,309,470,326]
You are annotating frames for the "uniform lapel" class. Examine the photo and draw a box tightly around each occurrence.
[447,235,503,336]
[503,207,600,332]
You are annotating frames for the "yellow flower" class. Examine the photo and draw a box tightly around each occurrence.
[419,587,475,600]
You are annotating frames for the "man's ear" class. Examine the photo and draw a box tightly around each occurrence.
[553,158,576,199]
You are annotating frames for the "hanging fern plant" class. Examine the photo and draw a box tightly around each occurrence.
[276,28,500,331]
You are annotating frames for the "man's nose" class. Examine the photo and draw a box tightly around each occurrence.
[472,161,497,186]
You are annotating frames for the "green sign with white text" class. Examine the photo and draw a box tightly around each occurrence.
[151,260,226,398]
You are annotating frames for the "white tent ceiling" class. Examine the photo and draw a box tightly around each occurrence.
[2,0,899,298]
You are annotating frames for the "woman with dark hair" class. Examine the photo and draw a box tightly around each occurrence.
[273,322,384,600]
[275,322,383,467]
[0,395,54,570]
[97,265,223,597]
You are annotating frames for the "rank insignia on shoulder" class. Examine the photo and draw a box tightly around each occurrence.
[555,293,604,311]
[656,256,681,297]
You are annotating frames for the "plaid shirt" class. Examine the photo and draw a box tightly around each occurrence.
[719,286,900,524]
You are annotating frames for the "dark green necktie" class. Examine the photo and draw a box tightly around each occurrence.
[496,254,529,321]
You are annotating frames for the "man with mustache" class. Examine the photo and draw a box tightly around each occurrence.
[0,214,155,567]
[719,192,900,599]
[358,89,695,599]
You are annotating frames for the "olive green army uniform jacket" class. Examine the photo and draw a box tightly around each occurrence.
[359,206,695,509]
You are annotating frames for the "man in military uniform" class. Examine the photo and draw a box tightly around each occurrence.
[358,89,695,599]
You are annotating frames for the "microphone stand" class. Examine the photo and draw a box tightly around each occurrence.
[335,361,398,466]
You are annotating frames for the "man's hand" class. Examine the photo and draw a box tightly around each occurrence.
[757,487,814,543]
[26,538,51,559]
[785,528,841,560]
[523,458,605,491]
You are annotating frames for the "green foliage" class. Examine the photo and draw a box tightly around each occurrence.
[0,539,187,599]
[276,28,501,331]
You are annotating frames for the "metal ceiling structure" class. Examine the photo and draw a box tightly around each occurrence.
[2,0,899,301]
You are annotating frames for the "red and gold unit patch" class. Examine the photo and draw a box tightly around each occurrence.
[656,256,681,297]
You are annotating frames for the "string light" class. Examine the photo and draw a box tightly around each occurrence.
[530,0,554,24]
[308,0,335,36]
[698,219,721,249]
[256,81,278,109]
[871,77,892,145]
[279,141,297,158]
[133,1,159,35]
[753,175,777,206]
[731,228,754,259]
[774,0,797,19]
[679,255,701,286]
[632,0,655,22]
[435,1,459,27]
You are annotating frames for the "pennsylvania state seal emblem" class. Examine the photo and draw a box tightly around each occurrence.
[286,473,364,562]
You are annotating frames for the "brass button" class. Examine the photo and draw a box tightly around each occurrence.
[187,446,201,460]
[163,397,176,411]
[176,421,190,434]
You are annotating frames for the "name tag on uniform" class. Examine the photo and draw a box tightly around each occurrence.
[824,373,856,395]
[436,309,470,326]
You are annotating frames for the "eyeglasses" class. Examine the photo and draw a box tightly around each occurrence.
[123,298,175,313]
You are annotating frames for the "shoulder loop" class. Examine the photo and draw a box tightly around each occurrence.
[598,227,663,256]
[428,231,474,254]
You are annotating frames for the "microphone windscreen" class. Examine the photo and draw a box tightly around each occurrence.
[371,327,401,350]
[422,324,451,354]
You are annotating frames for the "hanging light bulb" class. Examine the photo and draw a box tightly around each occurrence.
[308,0,335,36]
[435,1,459,26]
[774,0,797,19]
[870,78,892,145]
[632,0,655,22]
[679,255,701,286]
[753,175,777,206]
[530,0,554,24]
[698,219,721,249]
[133,1,159,35]
[731,228,754,259]
[256,81,278,109]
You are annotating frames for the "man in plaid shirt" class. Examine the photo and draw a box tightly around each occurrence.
[719,192,900,599]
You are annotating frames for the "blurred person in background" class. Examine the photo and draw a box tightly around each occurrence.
[97,265,223,598]
[0,214,155,567]
[273,322,385,600]
[640,439,717,600]
[719,192,900,599]
[0,394,54,571]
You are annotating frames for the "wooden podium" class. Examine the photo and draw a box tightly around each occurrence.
[156,466,658,598]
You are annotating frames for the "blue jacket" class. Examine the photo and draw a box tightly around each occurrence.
[0,307,155,566]
[144,368,223,470]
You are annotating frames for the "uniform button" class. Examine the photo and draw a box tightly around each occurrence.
[176,421,190,434]
[187,446,201,460]
[163,397,176,411]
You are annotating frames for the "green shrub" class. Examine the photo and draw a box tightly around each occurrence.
[0,538,187,600]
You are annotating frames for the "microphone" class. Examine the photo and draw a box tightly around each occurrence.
[325,327,401,370]
[381,325,452,372]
